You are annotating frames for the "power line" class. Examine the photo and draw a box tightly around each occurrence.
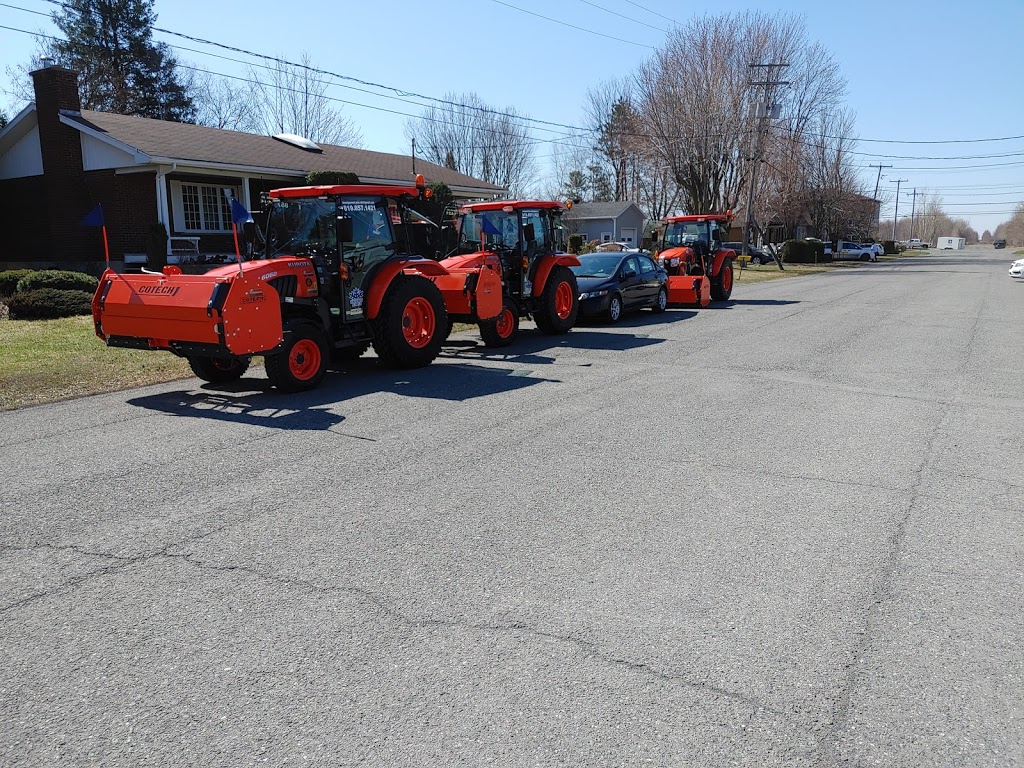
[620,0,680,24]
[488,0,654,48]
[574,0,663,31]
[11,0,1024,151]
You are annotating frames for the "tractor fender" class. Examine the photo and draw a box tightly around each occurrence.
[365,257,450,320]
[712,247,737,276]
[531,254,581,298]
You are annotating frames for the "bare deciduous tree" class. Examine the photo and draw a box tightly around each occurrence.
[249,53,362,147]
[191,71,259,132]
[405,93,536,195]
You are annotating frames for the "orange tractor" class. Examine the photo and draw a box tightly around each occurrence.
[92,178,502,391]
[437,200,581,347]
[654,213,736,307]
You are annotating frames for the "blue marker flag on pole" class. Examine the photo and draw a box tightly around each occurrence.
[81,203,104,227]
[480,215,501,236]
[230,199,253,226]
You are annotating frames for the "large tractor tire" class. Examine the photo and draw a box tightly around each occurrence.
[187,355,250,384]
[372,275,447,368]
[711,258,734,302]
[264,320,329,392]
[533,265,579,335]
[478,296,520,348]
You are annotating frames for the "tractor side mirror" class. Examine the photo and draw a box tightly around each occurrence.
[241,220,256,242]
[523,223,535,241]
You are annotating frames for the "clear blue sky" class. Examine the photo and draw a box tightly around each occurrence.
[2,0,1022,234]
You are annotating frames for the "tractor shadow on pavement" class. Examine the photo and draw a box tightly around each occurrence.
[126,362,555,431]
[444,311,690,365]
[701,299,801,309]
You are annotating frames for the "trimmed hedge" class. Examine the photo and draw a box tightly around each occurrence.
[568,234,584,254]
[0,269,36,296]
[8,288,94,320]
[305,171,360,186]
[781,239,831,264]
[15,270,99,293]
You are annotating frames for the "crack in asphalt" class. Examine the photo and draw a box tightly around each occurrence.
[813,269,991,767]
[165,550,797,727]
[0,520,242,616]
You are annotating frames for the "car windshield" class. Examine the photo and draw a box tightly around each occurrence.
[266,198,337,258]
[459,210,519,251]
[570,254,622,278]
[663,221,708,248]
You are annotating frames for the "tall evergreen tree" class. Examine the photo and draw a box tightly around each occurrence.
[45,0,194,122]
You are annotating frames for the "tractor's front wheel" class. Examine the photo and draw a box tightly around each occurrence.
[187,355,250,384]
[373,275,447,368]
[264,320,329,392]
[533,265,579,334]
[711,258,734,302]
[479,296,519,348]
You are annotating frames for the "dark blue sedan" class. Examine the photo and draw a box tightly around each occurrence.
[570,251,669,323]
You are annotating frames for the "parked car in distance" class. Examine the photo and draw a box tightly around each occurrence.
[571,251,668,323]
[905,239,929,249]
[835,240,875,261]
[1009,257,1024,280]
[724,242,773,265]
[860,242,884,260]
[994,238,1007,249]
[804,237,833,255]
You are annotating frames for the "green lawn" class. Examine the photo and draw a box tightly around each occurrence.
[0,315,190,410]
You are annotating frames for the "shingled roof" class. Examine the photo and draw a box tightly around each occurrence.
[562,201,640,220]
[64,109,505,195]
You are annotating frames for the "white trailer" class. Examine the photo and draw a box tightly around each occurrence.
[937,237,966,250]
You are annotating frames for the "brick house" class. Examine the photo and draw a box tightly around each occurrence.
[0,66,504,272]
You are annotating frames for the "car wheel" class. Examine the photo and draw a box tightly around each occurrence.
[651,286,668,313]
[607,294,623,323]
[751,255,763,265]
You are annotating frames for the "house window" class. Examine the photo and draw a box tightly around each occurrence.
[171,181,240,233]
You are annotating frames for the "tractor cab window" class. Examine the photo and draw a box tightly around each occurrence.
[459,210,518,253]
[709,220,723,249]
[664,221,709,249]
[338,197,397,267]
[266,198,338,259]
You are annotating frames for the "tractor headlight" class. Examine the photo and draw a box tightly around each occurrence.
[580,289,608,299]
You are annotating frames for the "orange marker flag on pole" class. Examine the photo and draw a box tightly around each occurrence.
[81,203,109,265]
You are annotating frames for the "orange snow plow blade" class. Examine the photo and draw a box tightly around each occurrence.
[666,274,711,308]
[92,268,284,356]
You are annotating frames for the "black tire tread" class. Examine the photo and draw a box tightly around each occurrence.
[187,355,250,383]
[372,275,447,369]
[533,265,579,335]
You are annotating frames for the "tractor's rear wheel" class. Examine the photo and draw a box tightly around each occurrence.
[187,355,250,384]
[372,275,447,368]
[264,320,329,392]
[479,296,519,348]
[533,265,579,335]
[711,258,734,302]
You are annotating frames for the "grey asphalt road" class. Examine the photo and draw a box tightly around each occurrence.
[2,247,1022,767]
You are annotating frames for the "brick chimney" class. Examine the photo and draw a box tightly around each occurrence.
[30,66,93,263]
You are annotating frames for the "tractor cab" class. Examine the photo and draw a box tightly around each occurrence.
[655,213,736,306]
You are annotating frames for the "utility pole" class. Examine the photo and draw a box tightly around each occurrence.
[891,179,908,240]
[411,137,416,176]
[743,62,789,267]
[870,163,892,201]
[908,188,917,239]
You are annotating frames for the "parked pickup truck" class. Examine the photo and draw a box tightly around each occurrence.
[835,240,876,261]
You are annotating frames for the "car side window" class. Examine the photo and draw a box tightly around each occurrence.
[639,256,657,275]
[622,256,640,277]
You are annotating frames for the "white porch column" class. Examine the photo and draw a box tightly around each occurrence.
[155,168,171,256]
[241,175,252,211]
